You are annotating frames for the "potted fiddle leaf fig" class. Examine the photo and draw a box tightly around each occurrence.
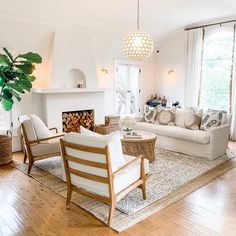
[0,48,42,111]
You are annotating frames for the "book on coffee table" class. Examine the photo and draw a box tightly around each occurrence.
[123,133,143,139]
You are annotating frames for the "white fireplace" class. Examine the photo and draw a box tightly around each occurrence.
[32,88,105,132]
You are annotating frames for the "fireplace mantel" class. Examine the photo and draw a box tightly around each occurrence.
[32,88,105,94]
[32,87,106,133]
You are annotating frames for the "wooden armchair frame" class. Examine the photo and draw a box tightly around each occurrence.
[20,123,64,174]
[60,139,150,226]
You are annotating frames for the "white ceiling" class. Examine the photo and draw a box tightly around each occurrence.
[1,0,236,40]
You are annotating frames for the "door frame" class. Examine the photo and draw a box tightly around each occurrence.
[114,59,142,116]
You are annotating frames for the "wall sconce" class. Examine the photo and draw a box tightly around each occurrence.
[167,69,174,78]
[101,68,108,76]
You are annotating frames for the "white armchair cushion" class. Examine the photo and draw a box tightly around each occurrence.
[31,138,61,156]
[30,114,52,140]
[18,115,37,141]
[113,155,149,195]
[63,131,125,172]
[80,126,100,136]
[66,155,149,197]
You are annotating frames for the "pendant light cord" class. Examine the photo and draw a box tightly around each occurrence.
[137,0,140,30]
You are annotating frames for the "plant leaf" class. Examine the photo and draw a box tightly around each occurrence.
[18,52,42,63]
[16,62,33,74]
[2,88,13,100]
[1,97,13,111]
[18,79,32,91]
[0,54,11,65]
[6,82,25,93]
[3,48,14,62]
[10,89,21,102]
[27,75,36,81]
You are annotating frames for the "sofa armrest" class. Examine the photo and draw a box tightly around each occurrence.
[207,124,230,158]
[208,124,230,137]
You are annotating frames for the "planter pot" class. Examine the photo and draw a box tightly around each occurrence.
[0,131,12,166]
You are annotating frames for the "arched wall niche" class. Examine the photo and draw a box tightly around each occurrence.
[67,68,87,88]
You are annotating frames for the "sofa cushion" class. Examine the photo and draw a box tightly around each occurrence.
[175,107,202,130]
[143,105,158,123]
[201,110,223,130]
[134,122,210,144]
[156,106,176,126]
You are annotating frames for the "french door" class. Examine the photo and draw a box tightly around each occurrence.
[115,62,141,116]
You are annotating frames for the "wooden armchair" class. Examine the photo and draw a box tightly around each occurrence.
[19,115,64,174]
[60,132,150,226]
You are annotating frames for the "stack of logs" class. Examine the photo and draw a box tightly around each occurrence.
[62,110,94,133]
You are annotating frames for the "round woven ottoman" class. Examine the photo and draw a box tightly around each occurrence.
[121,130,157,163]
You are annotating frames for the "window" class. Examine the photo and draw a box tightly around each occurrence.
[115,62,141,116]
[199,27,235,111]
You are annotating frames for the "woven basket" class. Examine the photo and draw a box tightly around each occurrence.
[0,130,12,166]
[95,124,110,135]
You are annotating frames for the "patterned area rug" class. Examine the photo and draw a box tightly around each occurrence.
[13,148,236,232]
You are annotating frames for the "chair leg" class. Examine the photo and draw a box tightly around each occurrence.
[23,151,27,164]
[66,186,72,209]
[27,159,34,175]
[141,181,147,200]
[108,203,115,227]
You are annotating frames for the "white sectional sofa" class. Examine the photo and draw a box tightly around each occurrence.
[134,113,230,160]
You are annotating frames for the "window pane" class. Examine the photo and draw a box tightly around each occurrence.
[204,31,234,60]
[199,29,234,111]
[115,64,140,116]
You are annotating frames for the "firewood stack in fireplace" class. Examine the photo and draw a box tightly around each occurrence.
[62,110,94,133]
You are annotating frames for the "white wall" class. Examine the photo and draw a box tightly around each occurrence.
[155,31,186,105]
[0,15,156,150]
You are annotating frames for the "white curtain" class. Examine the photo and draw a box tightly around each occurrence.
[230,24,236,140]
[184,28,204,107]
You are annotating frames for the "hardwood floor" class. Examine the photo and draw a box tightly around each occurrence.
[0,143,236,235]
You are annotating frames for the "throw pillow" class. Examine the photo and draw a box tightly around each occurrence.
[221,112,232,125]
[79,126,125,172]
[30,114,52,140]
[80,126,101,137]
[143,105,158,123]
[175,107,203,130]
[156,106,176,126]
[200,110,224,131]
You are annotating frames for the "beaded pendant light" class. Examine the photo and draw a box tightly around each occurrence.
[122,0,154,61]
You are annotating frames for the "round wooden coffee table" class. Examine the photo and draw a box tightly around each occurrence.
[121,130,157,163]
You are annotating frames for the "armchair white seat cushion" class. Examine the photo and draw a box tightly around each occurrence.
[31,138,61,156]
[61,132,149,197]
[113,155,149,195]
[64,154,149,197]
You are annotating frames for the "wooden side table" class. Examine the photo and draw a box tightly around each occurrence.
[121,131,157,163]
